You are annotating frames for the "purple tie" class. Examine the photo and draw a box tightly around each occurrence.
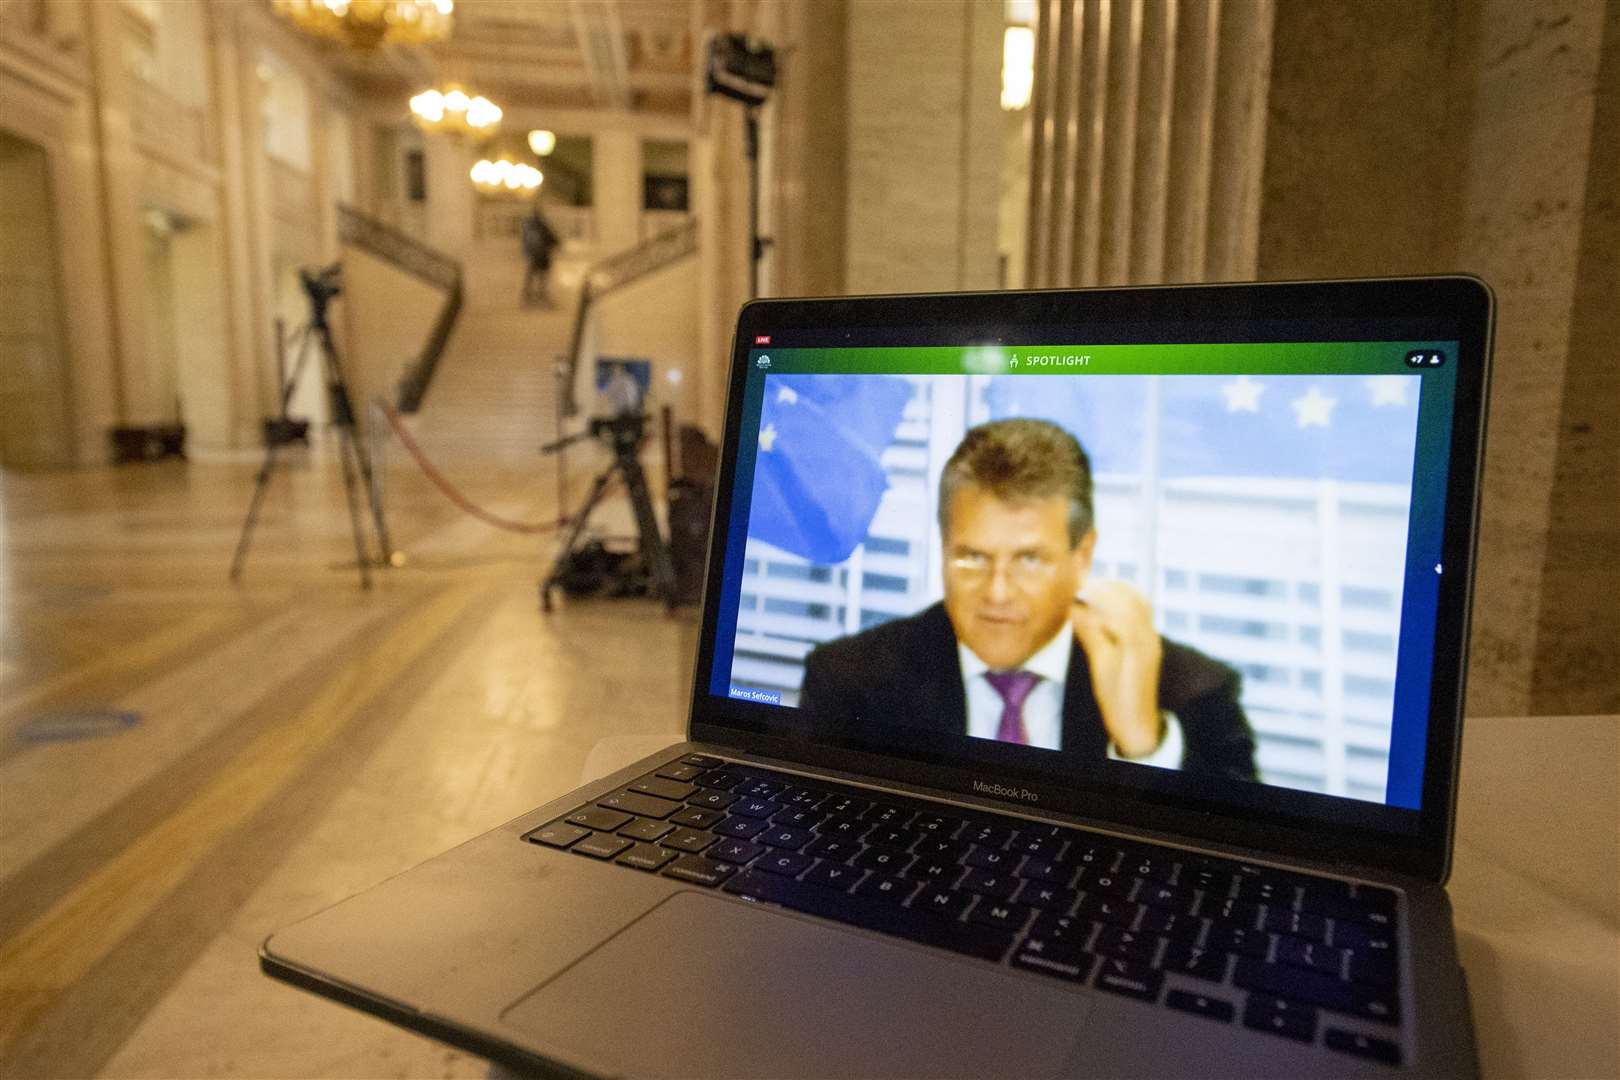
[985,670,1041,745]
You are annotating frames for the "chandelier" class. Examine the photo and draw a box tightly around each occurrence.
[471,158,543,196]
[410,85,502,137]
[272,0,454,50]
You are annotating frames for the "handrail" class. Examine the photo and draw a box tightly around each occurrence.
[336,204,464,414]
[562,218,698,416]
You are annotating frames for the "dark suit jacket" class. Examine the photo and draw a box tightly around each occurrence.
[799,602,1258,782]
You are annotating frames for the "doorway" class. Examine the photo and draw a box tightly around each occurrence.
[0,130,75,467]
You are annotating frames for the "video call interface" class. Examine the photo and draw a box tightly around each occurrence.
[707,341,1460,815]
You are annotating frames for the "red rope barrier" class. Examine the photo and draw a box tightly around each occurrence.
[378,401,582,535]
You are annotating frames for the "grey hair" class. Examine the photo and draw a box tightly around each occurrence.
[937,418,1094,546]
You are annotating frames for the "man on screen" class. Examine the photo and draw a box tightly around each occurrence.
[800,418,1257,780]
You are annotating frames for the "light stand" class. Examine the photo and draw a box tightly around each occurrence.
[706,33,777,298]
[229,265,393,589]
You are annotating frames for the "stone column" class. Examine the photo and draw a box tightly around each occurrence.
[843,0,1002,294]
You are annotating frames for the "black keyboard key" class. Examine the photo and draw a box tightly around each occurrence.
[1314,890,1398,931]
[1029,912,1087,943]
[617,843,680,872]
[1185,865,1236,896]
[1352,884,1399,914]
[1161,941,1229,983]
[573,832,633,859]
[1262,906,1327,942]
[759,825,815,850]
[771,807,826,830]
[662,828,718,853]
[1081,870,1135,898]
[1277,935,1343,976]
[710,839,767,864]
[853,874,917,904]
[1120,852,1176,883]
[1019,858,1077,887]
[853,846,915,875]
[964,845,1016,871]
[1068,841,1122,871]
[1093,957,1164,1002]
[721,871,1013,961]
[1207,923,1269,958]
[866,826,921,850]
[822,794,869,817]
[959,869,1020,900]
[694,769,747,790]
[863,803,911,826]
[599,790,683,819]
[1243,994,1317,1042]
[1234,958,1400,1024]
[727,797,778,818]
[960,822,1014,848]
[913,858,964,882]
[802,862,864,891]
[758,850,815,877]
[783,787,828,809]
[818,816,867,839]
[911,814,961,836]
[686,790,740,811]
[1233,876,1297,906]
[1077,894,1140,928]
[656,763,706,782]
[805,836,861,861]
[1165,989,1235,1023]
[1205,895,1260,928]
[663,855,737,887]
[618,818,675,842]
[527,823,589,849]
[681,753,722,767]
[968,898,1033,932]
[566,807,634,832]
[1296,878,1353,914]
[1140,882,1197,914]
[1331,921,1395,954]
[669,806,725,829]
[1011,834,1065,859]
[630,777,698,801]
[1015,882,1078,912]
[1094,925,1159,964]
[734,777,787,799]
[1139,908,1203,941]
[914,886,973,919]
[1348,951,1397,988]
[1324,1028,1402,1066]
[1011,939,1095,982]
[713,816,770,839]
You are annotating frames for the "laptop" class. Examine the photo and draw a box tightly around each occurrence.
[263,276,1492,1078]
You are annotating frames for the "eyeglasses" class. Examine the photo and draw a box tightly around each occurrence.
[946,551,1060,584]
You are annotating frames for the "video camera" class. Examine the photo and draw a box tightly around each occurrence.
[299,263,343,308]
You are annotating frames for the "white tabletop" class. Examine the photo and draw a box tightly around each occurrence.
[581,714,1620,1079]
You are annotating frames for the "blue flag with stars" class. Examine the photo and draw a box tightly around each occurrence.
[746,374,912,564]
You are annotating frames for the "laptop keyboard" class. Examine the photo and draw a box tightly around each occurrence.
[526,755,1405,1068]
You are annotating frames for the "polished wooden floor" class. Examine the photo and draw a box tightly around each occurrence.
[0,451,694,1078]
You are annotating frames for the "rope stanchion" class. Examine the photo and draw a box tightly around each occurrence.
[377,400,583,535]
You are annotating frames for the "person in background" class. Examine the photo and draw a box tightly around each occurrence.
[520,202,560,307]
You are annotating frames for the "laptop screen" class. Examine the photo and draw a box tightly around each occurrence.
[695,284,1485,849]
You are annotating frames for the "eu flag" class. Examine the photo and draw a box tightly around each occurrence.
[746,374,912,564]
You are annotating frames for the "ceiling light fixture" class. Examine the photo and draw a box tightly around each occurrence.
[410,84,502,137]
[272,0,453,51]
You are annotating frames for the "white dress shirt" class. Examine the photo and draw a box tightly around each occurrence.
[959,628,1185,767]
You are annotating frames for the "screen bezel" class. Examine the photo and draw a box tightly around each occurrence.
[686,276,1492,883]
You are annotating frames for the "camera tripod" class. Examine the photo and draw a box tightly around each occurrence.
[229,266,393,589]
[539,412,676,612]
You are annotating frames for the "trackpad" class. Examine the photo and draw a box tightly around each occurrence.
[502,891,1091,1079]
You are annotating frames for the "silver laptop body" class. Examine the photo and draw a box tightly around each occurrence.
[264,276,1492,1078]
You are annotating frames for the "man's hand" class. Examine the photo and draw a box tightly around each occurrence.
[1071,580,1164,758]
